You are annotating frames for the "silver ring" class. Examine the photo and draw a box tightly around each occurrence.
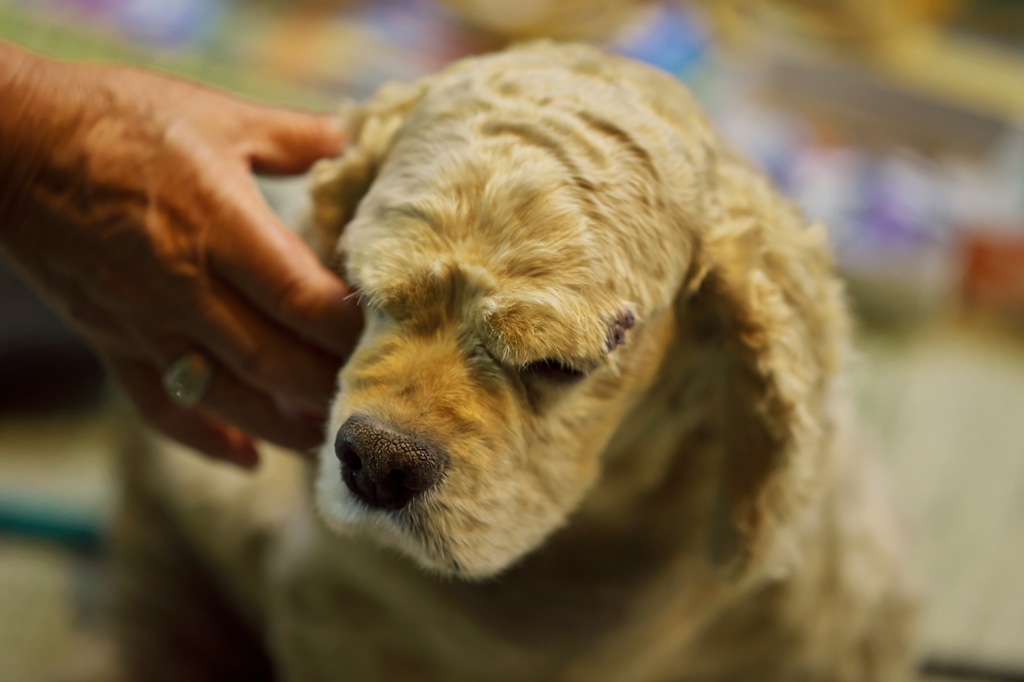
[163,352,213,408]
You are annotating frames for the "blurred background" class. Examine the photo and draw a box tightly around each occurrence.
[1,1,1023,680]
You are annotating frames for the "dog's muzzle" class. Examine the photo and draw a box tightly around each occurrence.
[334,414,448,511]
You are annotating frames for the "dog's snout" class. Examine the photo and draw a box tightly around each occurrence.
[334,415,447,511]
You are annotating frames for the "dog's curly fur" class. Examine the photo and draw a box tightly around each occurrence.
[115,43,917,681]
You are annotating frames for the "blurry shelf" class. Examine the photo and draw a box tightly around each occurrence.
[0,3,337,110]
[729,11,1024,154]
[870,27,1024,126]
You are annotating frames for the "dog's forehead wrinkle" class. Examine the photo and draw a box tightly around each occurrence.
[479,119,588,183]
[349,136,682,319]
[386,92,662,238]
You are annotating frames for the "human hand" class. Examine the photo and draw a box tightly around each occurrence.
[0,45,361,466]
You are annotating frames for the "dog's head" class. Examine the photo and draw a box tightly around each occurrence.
[311,44,845,580]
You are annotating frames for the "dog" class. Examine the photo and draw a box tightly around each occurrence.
[110,42,917,682]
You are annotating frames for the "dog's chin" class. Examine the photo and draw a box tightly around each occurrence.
[314,445,521,581]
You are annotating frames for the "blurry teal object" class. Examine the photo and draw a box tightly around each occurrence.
[0,497,103,552]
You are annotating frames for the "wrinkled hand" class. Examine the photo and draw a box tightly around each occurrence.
[0,45,361,466]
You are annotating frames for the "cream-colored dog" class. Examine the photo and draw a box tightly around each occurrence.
[112,43,917,681]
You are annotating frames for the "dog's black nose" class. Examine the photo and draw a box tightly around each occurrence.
[334,414,447,511]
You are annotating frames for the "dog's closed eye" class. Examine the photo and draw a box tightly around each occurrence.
[521,359,586,383]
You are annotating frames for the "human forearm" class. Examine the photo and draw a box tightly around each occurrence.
[0,42,103,239]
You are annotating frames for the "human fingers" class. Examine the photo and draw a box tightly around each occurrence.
[28,233,341,414]
[206,180,363,360]
[107,355,260,468]
[188,354,326,454]
[242,108,346,176]
[188,276,343,413]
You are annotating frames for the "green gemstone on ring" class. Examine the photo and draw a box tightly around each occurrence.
[163,352,213,408]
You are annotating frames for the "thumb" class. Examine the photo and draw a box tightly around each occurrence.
[245,107,346,175]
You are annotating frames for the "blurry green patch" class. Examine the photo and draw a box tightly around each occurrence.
[0,4,335,111]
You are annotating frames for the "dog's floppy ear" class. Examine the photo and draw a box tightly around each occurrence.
[306,80,430,263]
[680,152,848,578]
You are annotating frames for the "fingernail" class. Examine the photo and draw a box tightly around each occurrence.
[321,116,346,150]
[275,395,327,427]
[323,114,344,133]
